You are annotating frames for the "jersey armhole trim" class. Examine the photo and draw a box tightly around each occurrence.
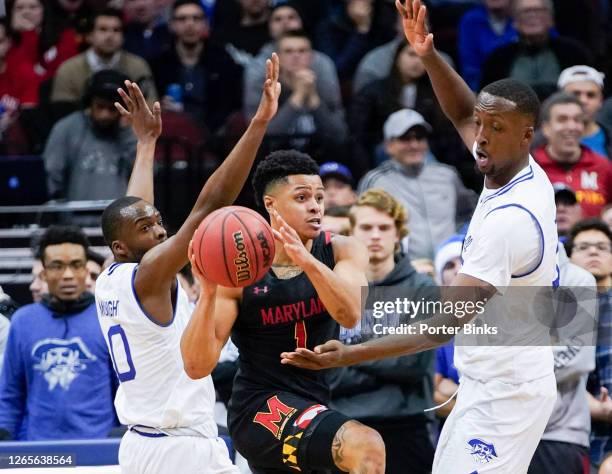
[130,265,177,328]
[484,203,544,278]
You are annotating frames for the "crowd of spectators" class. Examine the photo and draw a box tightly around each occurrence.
[0,0,612,472]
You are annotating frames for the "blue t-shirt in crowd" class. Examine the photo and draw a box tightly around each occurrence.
[436,341,459,384]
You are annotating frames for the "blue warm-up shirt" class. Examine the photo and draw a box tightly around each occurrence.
[0,302,118,440]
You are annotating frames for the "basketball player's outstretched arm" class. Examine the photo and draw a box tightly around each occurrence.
[396,0,476,147]
[115,81,162,204]
[281,273,496,369]
[181,242,239,379]
[134,54,282,318]
[272,210,368,328]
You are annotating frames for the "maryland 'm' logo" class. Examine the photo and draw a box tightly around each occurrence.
[254,396,297,439]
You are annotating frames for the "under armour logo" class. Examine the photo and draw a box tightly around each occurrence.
[253,286,269,295]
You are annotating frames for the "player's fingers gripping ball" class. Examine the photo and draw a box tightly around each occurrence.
[192,206,275,287]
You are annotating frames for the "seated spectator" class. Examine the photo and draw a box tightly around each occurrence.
[123,0,172,62]
[0,18,40,107]
[85,249,105,293]
[150,0,242,132]
[528,238,597,474]
[433,234,464,287]
[349,39,457,173]
[480,0,592,99]
[553,184,582,241]
[458,0,517,90]
[212,0,270,58]
[29,259,48,303]
[0,226,118,441]
[51,8,158,105]
[321,205,352,236]
[314,0,381,84]
[558,65,610,158]
[243,2,339,122]
[6,0,79,81]
[353,13,455,94]
[566,220,612,469]
[358,109,477,259]
[331,189,437,474]
[44,69,137,201]
[533,93,612,217]
[320,161,356,207]
[266,30,347,152]
[0,17,39,138]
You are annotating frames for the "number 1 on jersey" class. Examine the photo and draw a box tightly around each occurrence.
[295,321,307,348]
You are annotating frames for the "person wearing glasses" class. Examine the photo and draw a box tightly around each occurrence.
[567,219,612,470]
[0,226,118,441]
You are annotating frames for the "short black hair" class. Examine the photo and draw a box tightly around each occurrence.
[172,0,205,15]
[252,150,319,208]
[36,225,90,263]
[540,92,583,123]
[480,79,541,124]
[101,196,143,246]
[566,218,612,257]
[91,7,123,30]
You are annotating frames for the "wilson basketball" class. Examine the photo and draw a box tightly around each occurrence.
[191,206,276,287]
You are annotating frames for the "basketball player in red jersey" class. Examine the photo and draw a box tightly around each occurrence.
[182,151,386,474]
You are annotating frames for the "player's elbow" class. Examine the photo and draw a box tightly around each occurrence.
[183,360,215,380]
[338,307,360,329]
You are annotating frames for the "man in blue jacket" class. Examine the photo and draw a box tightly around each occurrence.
[330,189,438,474]
[0,226,118,441]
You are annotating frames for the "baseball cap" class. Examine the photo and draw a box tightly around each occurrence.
[558,65,605,89]
[383,109,432,141]
[88,69,130,103]
[319,162,354,186]
[553,183,577,204]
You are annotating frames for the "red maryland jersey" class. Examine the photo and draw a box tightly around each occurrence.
[533,145,612,217]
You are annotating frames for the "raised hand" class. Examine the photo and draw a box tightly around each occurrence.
[271,209,313,268]
[116,81,162,142]
[253,53,281,123]
[395,0,434,57]
[281,340,347,370]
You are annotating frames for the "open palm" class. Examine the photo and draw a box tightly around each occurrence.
[116,81,162,141]
[254,53,281,123]
[395,0,434,57]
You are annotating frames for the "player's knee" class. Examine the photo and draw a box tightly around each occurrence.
[345,424,385,473]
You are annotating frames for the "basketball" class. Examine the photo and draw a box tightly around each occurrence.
[191,206,276,287]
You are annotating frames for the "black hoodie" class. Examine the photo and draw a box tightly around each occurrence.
[329,255,439,423]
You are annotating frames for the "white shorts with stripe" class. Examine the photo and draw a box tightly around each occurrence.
[433,373,556,474]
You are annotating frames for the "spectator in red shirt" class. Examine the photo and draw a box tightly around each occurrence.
[6,0,79,81]
[0,18,39,108]
[533,92,612,217]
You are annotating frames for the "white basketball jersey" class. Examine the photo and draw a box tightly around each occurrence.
[95,262,217,437]
[457,155,557,384]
